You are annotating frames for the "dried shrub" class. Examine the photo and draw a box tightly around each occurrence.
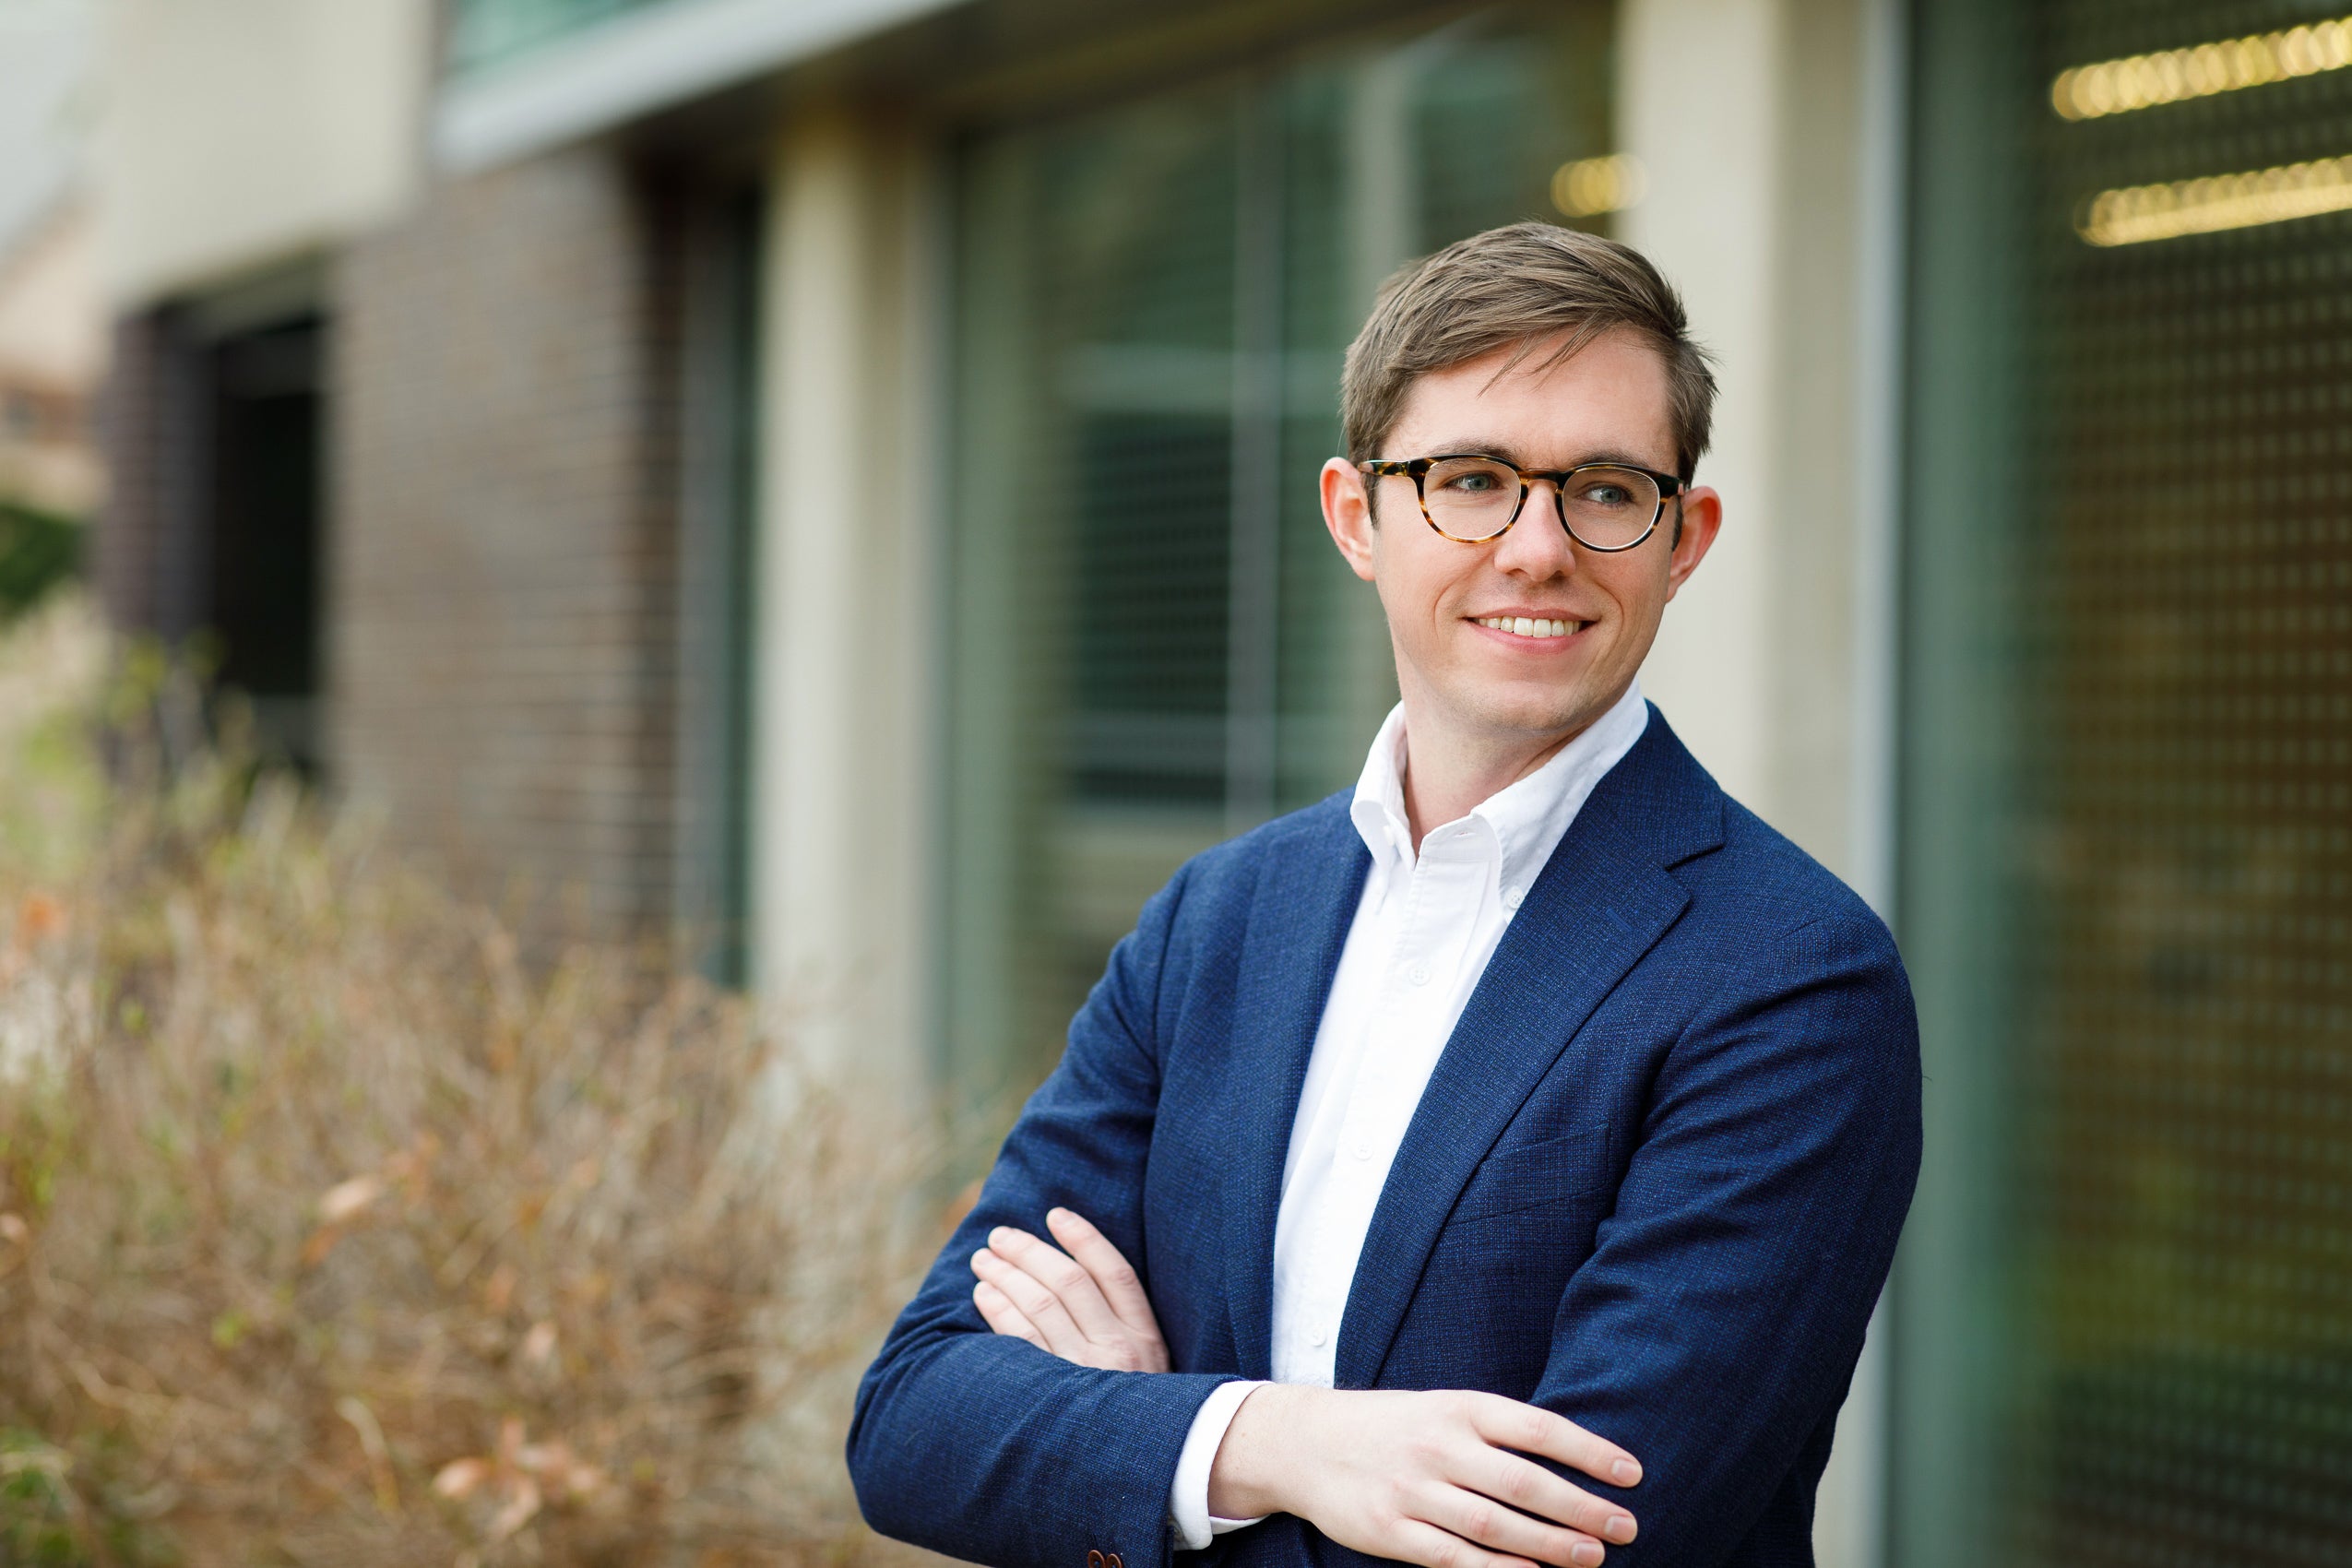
[0,601,936,1567]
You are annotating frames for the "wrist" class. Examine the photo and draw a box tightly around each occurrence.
[1206,1383,1315,1520]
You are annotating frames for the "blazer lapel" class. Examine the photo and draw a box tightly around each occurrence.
[1332,712,1723,1388]
[1221,802,1371,1379]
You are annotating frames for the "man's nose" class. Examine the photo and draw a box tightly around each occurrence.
[1491,480,1579,578]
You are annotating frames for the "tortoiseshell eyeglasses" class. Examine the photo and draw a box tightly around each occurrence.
[1358,455,1683,551]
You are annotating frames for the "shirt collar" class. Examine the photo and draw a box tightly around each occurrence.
[1348,678,1650,894]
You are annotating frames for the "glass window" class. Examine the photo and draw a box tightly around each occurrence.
[445,0,674,75]
[1899,3,2352,1562]
[941,5,1615,1105]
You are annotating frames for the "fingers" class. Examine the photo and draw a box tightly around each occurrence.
[985,1224,1130,1344]
[1421,1481,1607,1568]
[972,1279,1047,1350]
[970,1241,1094,1359]
[1384,1516,1541,1568]
[1466,1450,1636,1549]
[1466,1393,1642,1491]
[1044,1207,1165,1343]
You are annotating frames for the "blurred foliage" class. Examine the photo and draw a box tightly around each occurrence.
[0,598,939,1567]
[0,502,79,623]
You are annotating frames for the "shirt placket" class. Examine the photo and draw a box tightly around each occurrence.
[1301,835,1489,1365]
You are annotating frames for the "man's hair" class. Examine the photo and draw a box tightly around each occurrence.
[1340,222,1717,483]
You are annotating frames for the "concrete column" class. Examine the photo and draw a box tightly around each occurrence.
[751,105,937,1091]
[1618,2,1902,1565]
[1617,0,1787,822]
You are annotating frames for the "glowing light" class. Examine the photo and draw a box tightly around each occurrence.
[2053,18,2352,120]
[1550,154,1645,219]
[2079,155,2352,246]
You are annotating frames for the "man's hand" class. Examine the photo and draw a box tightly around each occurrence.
[969,1206,1170,1372]
[1212,1384,1640,1568]
[970,1211,1641,1568]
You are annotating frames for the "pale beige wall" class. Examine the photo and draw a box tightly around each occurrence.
[751,104,942,1092]
[1619,0,1893,886]
[92,0,432,305]
[1618,0,1788,831]
[0,207,105,389]
[0,204,107,513]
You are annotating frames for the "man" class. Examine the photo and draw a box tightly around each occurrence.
[849,222,1921,1568]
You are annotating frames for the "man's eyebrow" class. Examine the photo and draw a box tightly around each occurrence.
[1423,438,1670,471]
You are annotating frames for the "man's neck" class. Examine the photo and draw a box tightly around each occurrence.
[1394,689,1626,852]
[1395,717,1575,854]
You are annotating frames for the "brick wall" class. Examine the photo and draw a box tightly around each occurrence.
[331,147,686,939]
[96,307,208,643]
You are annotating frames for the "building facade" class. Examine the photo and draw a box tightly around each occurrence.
[85,0,2351,1563]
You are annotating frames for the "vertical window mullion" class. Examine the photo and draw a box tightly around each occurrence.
[1227,82,1288,836]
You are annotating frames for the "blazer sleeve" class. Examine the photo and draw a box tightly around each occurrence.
[847,861,1239,1568]
[1530,910,1923,1568]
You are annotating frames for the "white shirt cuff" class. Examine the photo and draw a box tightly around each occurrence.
[1169,1379,1271,1550]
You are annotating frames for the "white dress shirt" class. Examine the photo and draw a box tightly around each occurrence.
[1168,680,1651,1549]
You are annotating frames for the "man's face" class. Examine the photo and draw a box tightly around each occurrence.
[1320,327,1721,751]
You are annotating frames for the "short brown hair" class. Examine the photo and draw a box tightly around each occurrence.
[1340,222,1716,482]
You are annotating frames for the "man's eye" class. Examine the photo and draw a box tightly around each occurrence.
[1442,472,1503,493]
[1577,483,1634,507]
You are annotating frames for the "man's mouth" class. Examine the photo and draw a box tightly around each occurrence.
[1471,615,1589,640]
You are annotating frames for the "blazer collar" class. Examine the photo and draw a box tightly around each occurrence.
[1332,706,1725,1386]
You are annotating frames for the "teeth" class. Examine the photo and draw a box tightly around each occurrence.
[1478,616,1578,638]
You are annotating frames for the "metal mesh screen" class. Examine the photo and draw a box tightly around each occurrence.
[1903,4,2352,1563]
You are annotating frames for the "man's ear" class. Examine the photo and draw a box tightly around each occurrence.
[1662,485,1722,602]
[1321,457,1378,584]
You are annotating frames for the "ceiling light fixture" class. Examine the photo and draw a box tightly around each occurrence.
[2053,18,2352,120]
[2079,155,2352,246]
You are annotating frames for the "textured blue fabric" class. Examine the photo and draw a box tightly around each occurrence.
[849,707,1921,1568]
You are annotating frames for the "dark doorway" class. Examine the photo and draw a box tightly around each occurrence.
[203,315,326,771]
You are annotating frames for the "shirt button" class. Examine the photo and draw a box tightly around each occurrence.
[1503,885,1525,909]
[1353,1142,1373,1160]
[1408,963,1431,986]
[1309,1327,1329,1347]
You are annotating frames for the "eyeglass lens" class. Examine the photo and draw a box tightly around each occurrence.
[1420,457,1659,548]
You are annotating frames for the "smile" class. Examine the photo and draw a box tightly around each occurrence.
[1472,615,1587,640]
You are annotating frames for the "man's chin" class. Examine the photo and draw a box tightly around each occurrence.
[1442,683,1618,746]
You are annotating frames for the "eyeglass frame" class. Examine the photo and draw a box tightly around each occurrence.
[1357,455,1686,552]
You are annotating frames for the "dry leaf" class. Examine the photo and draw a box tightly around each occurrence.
[318,1174,386,1224]
[433,1457,492,1500]
[488,1475,542,1542]
[17,892,63,941]
[482,1263,517,1313]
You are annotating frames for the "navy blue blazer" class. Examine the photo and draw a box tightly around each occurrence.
[850,707,1921,1568]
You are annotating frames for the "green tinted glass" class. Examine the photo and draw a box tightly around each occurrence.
[445,0,671,74]
[941,5,1615,1103]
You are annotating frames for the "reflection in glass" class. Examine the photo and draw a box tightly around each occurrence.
[941,6,1615,1105]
